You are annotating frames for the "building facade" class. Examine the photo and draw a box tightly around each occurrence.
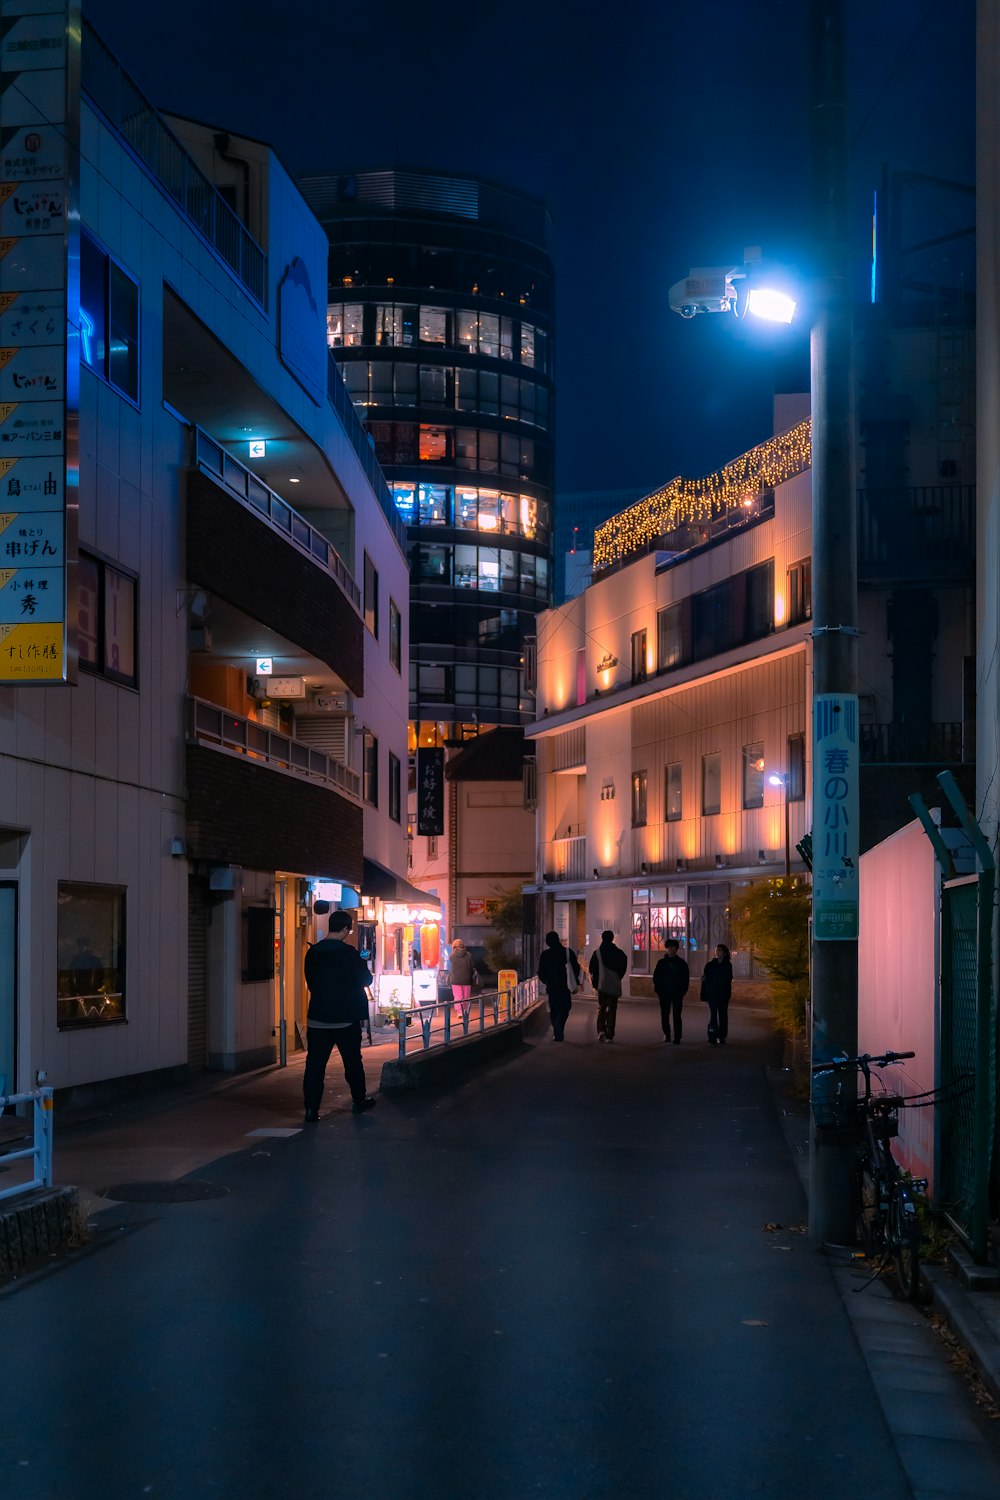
[297,168,554,953]
[0,9,413,1098]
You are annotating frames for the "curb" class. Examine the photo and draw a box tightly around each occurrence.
[925,1265,1000,1407]
[0,1186,80,1284]
[379,1020,528,1091]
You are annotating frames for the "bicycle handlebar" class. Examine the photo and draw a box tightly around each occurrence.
[811,1050,915,1073]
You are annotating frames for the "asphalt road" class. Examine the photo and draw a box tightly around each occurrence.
[2,999,915,1500]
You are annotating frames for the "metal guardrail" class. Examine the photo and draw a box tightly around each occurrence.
[194,428,362,610]
[187,697,362,799]
[388,978,541,1058]
[0,1088,54,1203]
[81,21,268,308]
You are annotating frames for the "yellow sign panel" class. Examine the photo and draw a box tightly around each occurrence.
[0,620,63,680]
[497,968,518,994]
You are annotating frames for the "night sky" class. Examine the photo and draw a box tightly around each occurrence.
[84,0,975,498]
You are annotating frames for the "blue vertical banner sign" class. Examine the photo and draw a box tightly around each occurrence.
[0,0,75,682]
[416,747,444,837]
[812,693,860,940]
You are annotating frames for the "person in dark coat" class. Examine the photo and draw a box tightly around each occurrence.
[537,930,580,1041]
[652,938,690,1043]
[588,929,628,1042]
[700,943,734,1045]
[303,910,377,1120]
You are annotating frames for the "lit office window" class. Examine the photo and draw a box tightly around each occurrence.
[326,302,364,347]
[56,883,126,1028]
[742,743,765,809]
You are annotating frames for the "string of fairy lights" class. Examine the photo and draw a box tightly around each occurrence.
[592,418,813,572]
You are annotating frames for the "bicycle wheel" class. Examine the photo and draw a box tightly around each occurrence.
[892,1192,922,1301]
[855,1155,884,1256]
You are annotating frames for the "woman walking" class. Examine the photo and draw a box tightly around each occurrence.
[701,943,733,1045]
[537,930,581,1041]
[448,938,476,1013]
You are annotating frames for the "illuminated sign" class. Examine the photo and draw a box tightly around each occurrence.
[0,0,73,684]
[256,656,273,675]
[266,676,305,698]
[249,439,266,458]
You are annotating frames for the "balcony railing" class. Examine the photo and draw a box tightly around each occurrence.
[194,428,361,610]
[860,722,965,764]
[327,354,405,551]
[187,698,361,799]
[82,21,267,308]
[543,835,589,882]
[858,486,974,582]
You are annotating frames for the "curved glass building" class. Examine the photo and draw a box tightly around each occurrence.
[299,169,555,743]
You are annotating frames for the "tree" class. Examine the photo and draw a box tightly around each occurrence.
[730,879,810,1037]
[482,885,524,975]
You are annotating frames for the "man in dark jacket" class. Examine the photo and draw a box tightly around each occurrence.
[303,910,376,1121]
[652,939,690,1043]
[588,929,628,1042]
[537,930,580,1041]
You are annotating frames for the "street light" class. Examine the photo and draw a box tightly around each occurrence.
[768,771,792,879]
[667,0,859,1253]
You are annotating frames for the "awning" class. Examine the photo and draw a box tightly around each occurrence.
[362,857,442,911]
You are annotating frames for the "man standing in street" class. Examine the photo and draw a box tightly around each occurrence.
[589,929,628,1042]
[652,938,689,1043]
[303,910,377,1121]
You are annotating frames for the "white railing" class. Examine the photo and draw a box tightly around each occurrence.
[187,697,361,799]
[0,1088,54,1202]
[544,835,588,882]
[194,427,362,610]
[389,978,541,1058]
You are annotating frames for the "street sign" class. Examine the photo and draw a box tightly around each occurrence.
[812,693,859,940]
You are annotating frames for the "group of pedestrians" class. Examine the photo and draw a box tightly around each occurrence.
[537,929,733,1046]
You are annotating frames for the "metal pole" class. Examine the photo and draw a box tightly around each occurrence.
[808,0,860,1246]
[277,881,287,1067]
[784,778,791,880]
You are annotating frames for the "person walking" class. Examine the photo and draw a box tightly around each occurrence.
[589,929,628,1042]
[303,910,377,1120]
[537,930,580,1041]
[448,937,476,1012]
[701,943,733,1045]
[652,938,689,1043]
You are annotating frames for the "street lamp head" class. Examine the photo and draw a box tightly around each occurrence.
[768,772,786,788]
[746,286,797,324]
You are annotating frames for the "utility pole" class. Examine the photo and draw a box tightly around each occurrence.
[807,0,860,1244]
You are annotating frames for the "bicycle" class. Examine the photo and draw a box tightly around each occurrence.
[812,1050,928,1301]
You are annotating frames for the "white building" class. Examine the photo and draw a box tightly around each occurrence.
[528,402,813,991]
[0,7,412,1098]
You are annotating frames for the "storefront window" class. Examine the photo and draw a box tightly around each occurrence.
[631,909,648,972]
[57,883,126,1028]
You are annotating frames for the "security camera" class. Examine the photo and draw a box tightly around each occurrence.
[668,268,738,318]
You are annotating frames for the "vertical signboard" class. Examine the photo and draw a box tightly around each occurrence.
[416,747,444,837]
[812,693,860,940]
[0,0,74,683]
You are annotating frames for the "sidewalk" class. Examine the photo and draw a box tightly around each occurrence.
[768,1062,1000,1416]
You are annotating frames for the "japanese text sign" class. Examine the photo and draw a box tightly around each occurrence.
[812,693,860,941]
[416,746,444,836]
